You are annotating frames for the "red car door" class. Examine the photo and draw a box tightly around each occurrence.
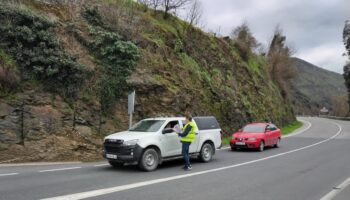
[270,124,279,145]
[265,125,273,145]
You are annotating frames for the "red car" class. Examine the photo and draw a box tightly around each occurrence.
[230,123,281,152]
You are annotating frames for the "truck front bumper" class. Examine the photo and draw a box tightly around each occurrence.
[103,144,144,163]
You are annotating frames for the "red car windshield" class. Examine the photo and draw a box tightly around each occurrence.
[242,124,265,133]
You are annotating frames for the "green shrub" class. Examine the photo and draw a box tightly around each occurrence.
[0,49,19,94]
[174,38,184,53]
[247,57,260,74]
[0,4,86,98]
[84,9,140,113]
[82,6,104,27]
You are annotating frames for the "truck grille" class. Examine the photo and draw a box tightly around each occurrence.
[104,139,124,145]
[104,140,133,155]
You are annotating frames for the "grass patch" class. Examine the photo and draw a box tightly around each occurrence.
[281,121,303,135]
[141,30,166,48]
[221,136,232,146]
[145,11,186,37]
[247,57,259,73]
[0,49,16,68]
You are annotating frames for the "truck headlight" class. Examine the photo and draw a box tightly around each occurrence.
[247,138,257,141]
[123,139,138,146]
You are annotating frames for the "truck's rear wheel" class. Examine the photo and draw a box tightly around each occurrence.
[199,143,213,162]
[138,148,159,171]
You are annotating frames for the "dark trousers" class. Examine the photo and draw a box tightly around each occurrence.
[182,142,191,167]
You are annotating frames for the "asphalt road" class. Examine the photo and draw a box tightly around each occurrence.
[1,117,350,200]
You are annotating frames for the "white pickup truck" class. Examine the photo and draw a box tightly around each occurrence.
[103,116,222,171]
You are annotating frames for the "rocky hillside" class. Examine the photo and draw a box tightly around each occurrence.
[289,58,347,115]
[0,0,295,162]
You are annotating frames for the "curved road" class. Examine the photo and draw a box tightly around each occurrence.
[1,117,350,200]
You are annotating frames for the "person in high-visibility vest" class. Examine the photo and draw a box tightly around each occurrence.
[177,114,197,171]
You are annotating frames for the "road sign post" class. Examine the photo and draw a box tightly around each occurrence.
[128,90,135,129]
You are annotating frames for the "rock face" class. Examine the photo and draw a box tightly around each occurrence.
[0,102,18,144]
[0,91,102,162]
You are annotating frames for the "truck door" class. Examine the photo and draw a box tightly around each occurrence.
[161,120,182,157]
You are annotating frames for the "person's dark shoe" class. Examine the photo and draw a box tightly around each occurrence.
[184,166,192,171]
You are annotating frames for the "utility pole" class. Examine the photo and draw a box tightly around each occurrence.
[19,100,25,146]
[128,90,135,129]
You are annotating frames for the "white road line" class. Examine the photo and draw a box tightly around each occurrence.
[41,121,342,200]
[0,162,82,167]
[320,176,350,200]
[94,164,109,167]
[0,173,19,177]
[39,167,82,173]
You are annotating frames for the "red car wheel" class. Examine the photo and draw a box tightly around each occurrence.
[259,141,264,152]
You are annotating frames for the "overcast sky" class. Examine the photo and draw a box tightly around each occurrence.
[196,0,350,74]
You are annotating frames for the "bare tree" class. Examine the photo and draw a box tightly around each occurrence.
[343,20,350,110]
[143,0,162,10]
[137,0,147,5]
[331,95,349,117]
[231,22,259,49]
[344,20,350,57]
[162,0,192,18]
[266,26,296,99]
[138,0,162,13]
[150,0,162,10]
[186,0,202,27]
[230,22,259,60]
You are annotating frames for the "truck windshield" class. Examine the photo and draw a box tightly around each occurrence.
[129,120,165,132]
[242,125,265,133]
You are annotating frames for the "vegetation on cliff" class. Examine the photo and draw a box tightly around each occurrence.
[0,0,296,161]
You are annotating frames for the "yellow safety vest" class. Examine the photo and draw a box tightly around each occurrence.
[180,121,197,143]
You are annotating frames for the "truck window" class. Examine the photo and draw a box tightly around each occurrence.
[164,121,179,129]
[193,116,220,130]
[129,120,165,132]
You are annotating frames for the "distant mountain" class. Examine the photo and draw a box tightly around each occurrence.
[288,58,347,115]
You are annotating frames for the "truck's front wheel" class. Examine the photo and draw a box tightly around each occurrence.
[138,148,159,171]
[199,143,213,162]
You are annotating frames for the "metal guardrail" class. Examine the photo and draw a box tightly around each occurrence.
[318,115,350,121]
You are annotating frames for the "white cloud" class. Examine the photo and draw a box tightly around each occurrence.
[197,0,349,73]
[296,44,347,73]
